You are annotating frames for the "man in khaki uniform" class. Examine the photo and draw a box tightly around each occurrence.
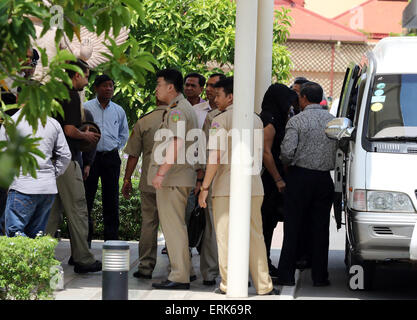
[190,74,226,286]
[122,99,169,279]
[149,69,199,290]
[198,77,276,295]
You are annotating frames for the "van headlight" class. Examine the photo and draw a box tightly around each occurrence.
[351,190,416,212]
[367,191,415,213]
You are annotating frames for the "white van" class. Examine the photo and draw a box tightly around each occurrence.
[325,37,417,290]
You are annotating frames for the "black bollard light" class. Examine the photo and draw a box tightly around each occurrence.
[102,241,130,300]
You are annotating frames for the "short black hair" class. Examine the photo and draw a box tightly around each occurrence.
[156,68,183,93]
[214,76,233,95]
[66,58,89,79]
[209,73,226,82]
[184,72,206,87]
[293,77,309,85]
[94,74,114,87]
[300,82,323,104]
[32,49,39,61]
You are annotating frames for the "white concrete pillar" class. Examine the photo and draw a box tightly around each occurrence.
[227,0,258,298]
[254,0,275,113]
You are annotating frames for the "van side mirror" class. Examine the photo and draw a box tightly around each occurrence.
[325,117,355,140]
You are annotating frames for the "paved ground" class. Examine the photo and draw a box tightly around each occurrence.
[53,223,297,300]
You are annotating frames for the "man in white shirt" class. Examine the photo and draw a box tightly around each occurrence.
[184,73,206,107]
[0,110,71,237]
[193,73,226,129]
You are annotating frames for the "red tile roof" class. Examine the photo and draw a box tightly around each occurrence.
[333,0,408,39]
[274,0,367,42]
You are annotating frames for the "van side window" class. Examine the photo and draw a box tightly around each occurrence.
[338,64,360,119]
[354,74,366,127]
[346,76,360,122]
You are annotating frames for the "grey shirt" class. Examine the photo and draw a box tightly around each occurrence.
[280,104,336,171]
[0,110,72,194]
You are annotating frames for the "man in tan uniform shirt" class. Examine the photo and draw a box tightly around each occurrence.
[198,77,276,295]
[186,74,226,286]
[122,99,169,279]
[149,69,199,290]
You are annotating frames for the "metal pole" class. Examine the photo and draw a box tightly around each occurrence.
[102,241,130,300]
[254,0,274,114]
[227,0,258,298]
[330,43,335,98]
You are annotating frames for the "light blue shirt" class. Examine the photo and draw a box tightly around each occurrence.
[84,98,129,152]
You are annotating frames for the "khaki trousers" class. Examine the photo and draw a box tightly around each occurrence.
[138,191,159,275]
[212,196,273,295]
[185,189,219,281]
[46,161,95,266]
[156,186,193,283]
[200,192,219,281]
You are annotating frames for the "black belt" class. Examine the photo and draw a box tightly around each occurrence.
[96,148,118,156]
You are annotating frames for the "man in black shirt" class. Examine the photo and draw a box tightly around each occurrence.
[46,58,102,273]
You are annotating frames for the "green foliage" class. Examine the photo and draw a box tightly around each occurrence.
[113,0,293,126]
[0,235,59,300]
[272,7,293,82]
[0,0,156,188]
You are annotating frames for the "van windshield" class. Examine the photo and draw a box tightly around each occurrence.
[367,74,417,139]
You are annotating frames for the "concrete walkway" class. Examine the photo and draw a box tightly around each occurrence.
[53,223,300,300]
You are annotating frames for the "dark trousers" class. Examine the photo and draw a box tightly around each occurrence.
[84,149,121,241]
[277,166,334,283]
[261,185,284,268]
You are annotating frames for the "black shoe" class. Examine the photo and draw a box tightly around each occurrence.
[296,259,312,270]
[214,287,226,295]
[313,279,330,287]
[161,247,168,255]
[152,280,190,290]
[203,279,216,286]
[276,279,295,286]
[261,288,280,295]
[68,256,74,266]
[190,275,197,282]
[74,260,102,274]
[133,270,152,279]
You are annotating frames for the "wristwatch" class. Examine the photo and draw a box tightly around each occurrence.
[197,178,204,182]
[200,186,209,192]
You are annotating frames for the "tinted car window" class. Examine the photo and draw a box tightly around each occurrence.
[367,74,417,138]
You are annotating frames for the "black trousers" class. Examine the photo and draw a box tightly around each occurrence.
[84,149,121,241]
[261,181,284,268]
[277,166,334,283]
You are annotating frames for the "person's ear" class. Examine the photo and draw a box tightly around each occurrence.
[228,93,233,104]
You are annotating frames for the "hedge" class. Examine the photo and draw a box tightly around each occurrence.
[0,235,60,300]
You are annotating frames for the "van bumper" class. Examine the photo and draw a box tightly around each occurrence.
[348,208,417,261]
